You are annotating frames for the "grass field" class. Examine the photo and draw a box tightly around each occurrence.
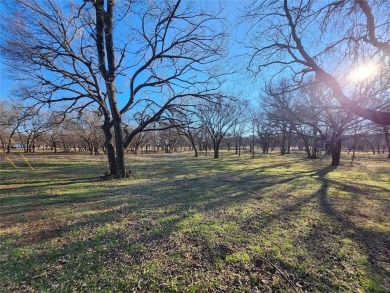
[1,151,389,292]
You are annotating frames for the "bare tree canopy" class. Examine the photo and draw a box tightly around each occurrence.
[242,0,390,125]
[1,0,226,178]
[199,96,245,158]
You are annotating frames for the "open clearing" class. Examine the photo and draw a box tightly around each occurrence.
[1,152,389,292]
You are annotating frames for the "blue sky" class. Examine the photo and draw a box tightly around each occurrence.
[2,0,383,112]
[0,0,261,106]
[0,43,12,100]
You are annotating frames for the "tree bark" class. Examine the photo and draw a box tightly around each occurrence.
[213,138,220,158]
[383,126,390,159]
[189,139,198,157]
[331,135,342,166]
[102,119,119,176]
[94,0,127,178]
[301,135,312,159]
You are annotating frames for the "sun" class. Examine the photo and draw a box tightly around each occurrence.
[348,63,380,82]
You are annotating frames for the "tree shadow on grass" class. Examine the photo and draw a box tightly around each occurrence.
[227,165,389,291]
[1,158,389,291]
[311,166,390,290]
[0,159,315,230]
[0,176,103,187]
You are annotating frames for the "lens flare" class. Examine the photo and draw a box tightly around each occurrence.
[348,63,380,82]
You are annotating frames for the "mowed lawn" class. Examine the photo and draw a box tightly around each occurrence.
[0,151,389,292]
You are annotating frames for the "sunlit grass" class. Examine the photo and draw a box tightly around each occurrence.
[0,151,389,292]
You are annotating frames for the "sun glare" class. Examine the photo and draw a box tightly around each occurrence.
[348,63,380,82]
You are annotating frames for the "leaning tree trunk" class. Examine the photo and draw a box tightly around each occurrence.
[301,135,312,159]
[189,138,198,157]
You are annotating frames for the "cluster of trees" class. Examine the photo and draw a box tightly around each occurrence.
[1,0,226,178]
[255,81,390,165]
[243,0,389,125]
[0,97,246,158]
[2,96,389,165]
[0,102,103,155]
[1,0,389,177]
[241,0,390,164]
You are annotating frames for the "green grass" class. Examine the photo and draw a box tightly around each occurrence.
[0,151,389,292]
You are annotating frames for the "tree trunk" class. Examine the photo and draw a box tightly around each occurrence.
[280,143,286,155]
[214,147,219,158]
[287,127,292,154]
[107,85,127,178]
[252,130,255,158]
[331,135,342,166]
[383,126,390,159]
[102,119,119,177]
[89,139,93,156]
[280,133,286,155]
[351,129,358,159]
[94,0,127,179]
[26,136,32,153]
[7,138,12,153]
[238,136,241,157]
[213,139,220,158]
[280,124,287,155]
[189,139,198,157]
[302,135,312,159]
[0,136,5,153]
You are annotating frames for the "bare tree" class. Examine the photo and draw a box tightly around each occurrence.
[76,110,104,155]
[263,81,325,159]
[159,125,180,154]
[176,108,203,157]
[254,112,274,154]
[199,96,245,158]
[264,84,295,156]
[128,132,150,155]
[20,111,52,153]
[232,120,246,156]
[243,0,390,125]
[1,0,225,178]
[0,101,35,153]
[262,79,362,165]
